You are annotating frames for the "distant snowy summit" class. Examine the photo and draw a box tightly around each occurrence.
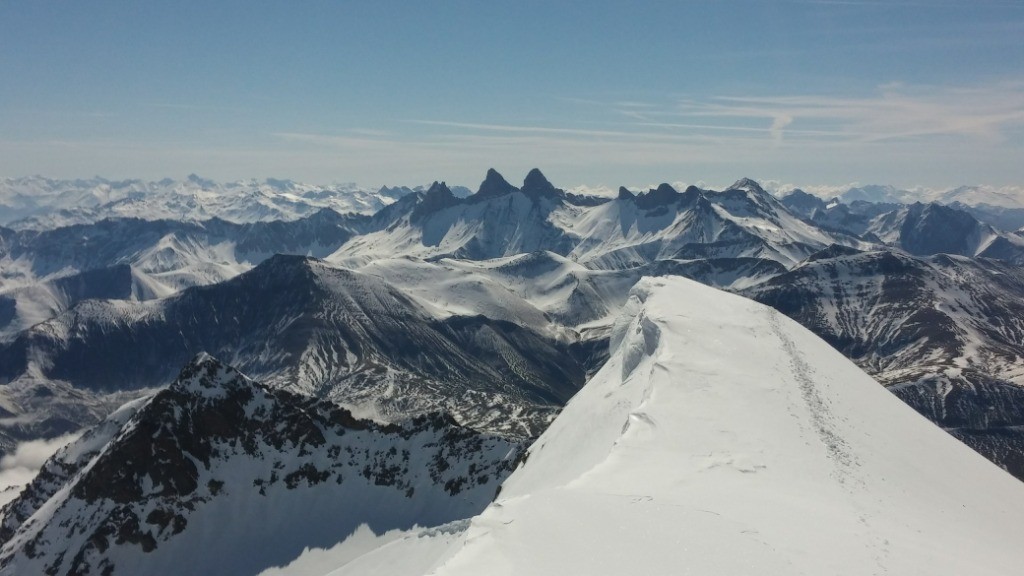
[773,182,1024,231]
[3,173,1021,232]
[765,182,1024,209]
[0,175,472,230]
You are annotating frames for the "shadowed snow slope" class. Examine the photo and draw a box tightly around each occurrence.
[419,276,1024,575]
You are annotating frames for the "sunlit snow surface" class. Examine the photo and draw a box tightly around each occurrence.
[321,276,1024,575]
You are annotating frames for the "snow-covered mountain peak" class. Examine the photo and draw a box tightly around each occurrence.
[167,352,252,401]
[726,176,772,196]
[779,187,827,216]
[898,201,995,256]
[420,275,1024,575]
[184,173,216,188]
[720,176,781,207]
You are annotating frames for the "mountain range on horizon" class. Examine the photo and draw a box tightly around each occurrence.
[0,167,1023,574]
[3,172,1024,231]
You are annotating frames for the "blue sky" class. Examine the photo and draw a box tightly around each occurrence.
[1,0,1022,189]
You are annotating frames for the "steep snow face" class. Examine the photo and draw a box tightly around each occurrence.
[0,355,520,576]
[420,277,1024,576]
[355,252,641,331]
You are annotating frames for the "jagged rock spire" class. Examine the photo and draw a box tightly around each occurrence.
[728,177,769,196]
[521,168,560,201]
[635,183,682,210]
[475,168,517,200]
[411,181,459,222]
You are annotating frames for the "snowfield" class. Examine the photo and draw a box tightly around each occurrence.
[323,276,1024,575]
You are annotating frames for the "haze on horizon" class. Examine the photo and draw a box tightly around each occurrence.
[1,0,1022,190]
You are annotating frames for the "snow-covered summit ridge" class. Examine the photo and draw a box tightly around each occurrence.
[429,276,1024,576]
[167,352,252,400]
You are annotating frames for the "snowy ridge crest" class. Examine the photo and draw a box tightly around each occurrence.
[169,352,250,400]
[423,276,1024,576]
[610,280,663,382]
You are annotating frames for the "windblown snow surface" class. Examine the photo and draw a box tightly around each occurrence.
[324,276,1024,576]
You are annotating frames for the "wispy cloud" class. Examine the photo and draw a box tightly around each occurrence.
[265,81,1024,186]
[625,81,1024,145]
[5,81,1022,188]
[407,120,726,142]
[346,128,393,138]
[393,82,1024,151]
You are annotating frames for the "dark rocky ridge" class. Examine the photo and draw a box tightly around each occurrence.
[473,168,518,201]
[0,354,523,576]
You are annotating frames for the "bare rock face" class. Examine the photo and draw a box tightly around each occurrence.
[0,354,523,576]
[472,168,517,201]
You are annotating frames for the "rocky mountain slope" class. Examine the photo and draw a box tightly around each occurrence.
[0,209,367,341]
[0,354,520,576]
[0,255,586,445]
[780,192,1024,263]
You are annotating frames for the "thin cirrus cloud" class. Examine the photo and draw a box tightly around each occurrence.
[362,82,1020,147]
[631,82,1024,145]
[285,81,1024,155]
[262,81,1024,187]
[274,128,733,166]
[13,80,1014,186]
